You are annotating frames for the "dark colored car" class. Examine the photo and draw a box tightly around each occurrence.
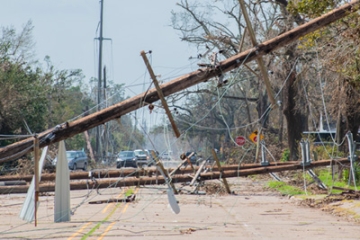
[53,150,88,170]
[116,151,137,168]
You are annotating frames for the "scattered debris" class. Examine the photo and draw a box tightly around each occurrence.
[88,194,136,204]
[180,228,197,234]
[200,182,228,196]
[299,190,360,209]
[333,186,360,195]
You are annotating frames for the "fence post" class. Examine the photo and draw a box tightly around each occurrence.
[260,141,269,166]
[346,132,358,187]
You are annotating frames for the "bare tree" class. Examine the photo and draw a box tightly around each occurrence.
[171,0,311,160]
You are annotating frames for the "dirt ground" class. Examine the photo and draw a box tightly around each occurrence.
[1,175,360,239]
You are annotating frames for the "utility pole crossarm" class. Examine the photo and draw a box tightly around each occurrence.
[0,0,359,163]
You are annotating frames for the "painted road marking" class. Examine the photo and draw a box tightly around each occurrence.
[78,187,138,240]
[101,202,114,213]
[121,202,130,213]
[98,222,116,240]
[67,222,92,240]
[82,199,123,240]
[95,188,139,240]
[70,189,127,240]
[101,189,125,213]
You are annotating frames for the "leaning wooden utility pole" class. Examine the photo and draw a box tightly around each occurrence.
[0,0,359,163]
[140,50,181,138]
[238,0,276,108]
[238,0,274,163]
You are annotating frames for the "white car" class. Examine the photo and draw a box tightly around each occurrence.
[160,152,171,161]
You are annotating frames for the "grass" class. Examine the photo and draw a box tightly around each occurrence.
[317,169,359,194]
[267,168,360,196]
[267,181,305,196]
[125,188,134,197]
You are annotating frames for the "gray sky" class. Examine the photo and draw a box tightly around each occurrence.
[0,0,198,96]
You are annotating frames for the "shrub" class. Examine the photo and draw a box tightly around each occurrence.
[312,145,345,160]
[280,149,290,162]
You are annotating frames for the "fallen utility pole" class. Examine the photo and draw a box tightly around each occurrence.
[0,0,359,163]
[0,158,347,183]
[0,158,350,194]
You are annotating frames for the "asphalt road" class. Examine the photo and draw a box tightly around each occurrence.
[0,177,359,239]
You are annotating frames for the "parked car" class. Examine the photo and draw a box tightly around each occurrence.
[53,150,88,170]
[116,151,137,168]
[160,152,171,161]
[134,149,152,168]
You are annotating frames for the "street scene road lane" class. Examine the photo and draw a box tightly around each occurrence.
[0,178,359,239]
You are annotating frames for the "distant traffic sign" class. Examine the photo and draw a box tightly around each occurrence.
[249,130,264,144]
[235,136,246,146]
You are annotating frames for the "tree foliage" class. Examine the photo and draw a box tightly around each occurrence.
[0,21,142,159]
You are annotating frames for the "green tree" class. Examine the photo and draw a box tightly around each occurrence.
[0,21,47,141]
[0,22,86,151]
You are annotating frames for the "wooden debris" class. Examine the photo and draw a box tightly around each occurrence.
[88,194,136,204]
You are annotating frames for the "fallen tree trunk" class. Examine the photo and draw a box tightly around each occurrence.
[0,0,359,163]
[0,158,348,194]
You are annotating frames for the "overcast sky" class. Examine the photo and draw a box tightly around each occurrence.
[0,0,198,96]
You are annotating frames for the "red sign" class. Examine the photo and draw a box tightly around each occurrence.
[235,136,246,146]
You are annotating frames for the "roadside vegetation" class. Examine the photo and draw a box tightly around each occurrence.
[267,181,305,196]
[267,165,360,196]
